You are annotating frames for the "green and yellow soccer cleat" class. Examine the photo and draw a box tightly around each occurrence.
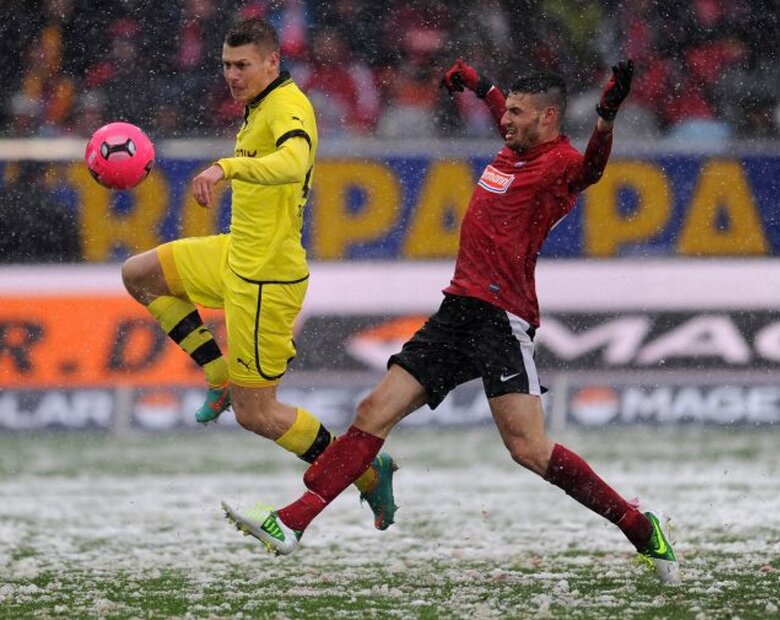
[195,383,231,424]
[638,509,681,585]
[360,453,399,530]
[221,501,301,556]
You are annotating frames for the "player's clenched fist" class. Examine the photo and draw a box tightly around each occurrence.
[192,164,225,208]
[441,58,493,98]
[596,59,634,121]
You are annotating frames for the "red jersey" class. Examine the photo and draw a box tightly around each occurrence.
[444,90,613,326]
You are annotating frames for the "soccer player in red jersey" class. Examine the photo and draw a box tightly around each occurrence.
[222,58,681,585]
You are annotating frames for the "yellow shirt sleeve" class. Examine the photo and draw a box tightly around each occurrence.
[216,136,309,185]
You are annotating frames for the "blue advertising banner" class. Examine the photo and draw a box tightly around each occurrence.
[2,151,779,261]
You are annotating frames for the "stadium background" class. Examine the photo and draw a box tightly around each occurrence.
[1,3,779,618]
[1,0,780,431]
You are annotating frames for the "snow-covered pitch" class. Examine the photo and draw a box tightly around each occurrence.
[1,426,777,618]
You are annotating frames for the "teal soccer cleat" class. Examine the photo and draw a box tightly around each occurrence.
[221,501,301,556]
[360,453,399,530]
[195,383,231,424]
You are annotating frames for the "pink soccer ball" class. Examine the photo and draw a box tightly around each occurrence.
[84,122,155,190]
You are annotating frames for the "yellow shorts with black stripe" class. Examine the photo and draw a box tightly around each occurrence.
[158,234,308,388]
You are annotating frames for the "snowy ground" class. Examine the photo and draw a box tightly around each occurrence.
[0,426,778,618]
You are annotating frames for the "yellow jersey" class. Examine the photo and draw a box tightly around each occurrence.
[217,71,317,282]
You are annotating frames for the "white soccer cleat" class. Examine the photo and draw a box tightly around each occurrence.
[221,500,301,556]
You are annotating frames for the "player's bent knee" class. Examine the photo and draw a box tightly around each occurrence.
[507,440,547,474]
[232,403,271,436]
[232,397,289,440]
[232,406,256,433]
[121,254,155,300]
[120,255,141,293]
[355,394,374,421]
[354,393,383,430]
[121,250,169,304]
[508,446,533,469]
[353,393,400,437]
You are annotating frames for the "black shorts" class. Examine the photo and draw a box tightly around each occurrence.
[388,294,544,409]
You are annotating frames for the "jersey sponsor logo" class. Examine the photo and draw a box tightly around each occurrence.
[234,148,257,157]
[477,165,514,194]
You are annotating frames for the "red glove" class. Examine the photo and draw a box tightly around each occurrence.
[596,59,634,121]
[441,58,493,98]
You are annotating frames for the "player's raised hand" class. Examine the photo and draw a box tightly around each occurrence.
[192,164,225,208]
[441,58,492,98]
[596,59,634,121]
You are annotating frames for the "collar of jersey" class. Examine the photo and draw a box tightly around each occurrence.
[245,70,293,111]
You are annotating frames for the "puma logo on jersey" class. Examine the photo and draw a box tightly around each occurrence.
[478,165,514,194]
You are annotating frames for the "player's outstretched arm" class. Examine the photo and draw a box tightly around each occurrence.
[571,59,634,192]
[217,137,310,186]
[441,58,506,137]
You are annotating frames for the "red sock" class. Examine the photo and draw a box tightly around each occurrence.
[544,443,652,551]
[278,425,384,531]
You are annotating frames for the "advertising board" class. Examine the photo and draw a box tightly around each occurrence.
[2,139,780,261]
[2,261,779,429]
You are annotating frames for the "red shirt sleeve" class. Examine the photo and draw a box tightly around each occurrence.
[567,125,613,193]
[482,86,506,138]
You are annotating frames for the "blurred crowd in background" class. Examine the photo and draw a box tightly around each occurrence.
[1,0,779,143]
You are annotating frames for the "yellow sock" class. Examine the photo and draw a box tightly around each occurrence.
[147,296,228,387]
[276,407,377,492]
[276,407,330,460]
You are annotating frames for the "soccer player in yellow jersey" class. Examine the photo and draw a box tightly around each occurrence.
[121,17,397,531]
